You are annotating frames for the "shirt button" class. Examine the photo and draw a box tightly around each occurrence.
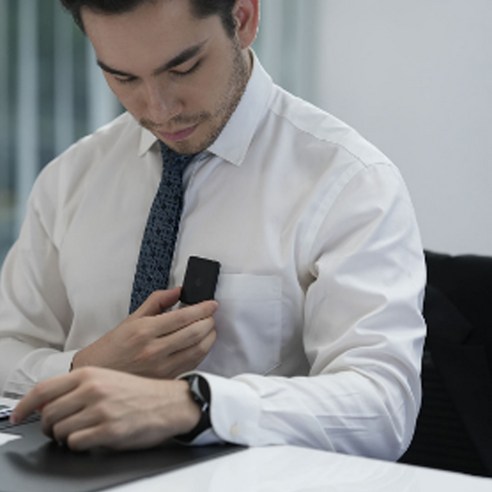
[230,423,240,438]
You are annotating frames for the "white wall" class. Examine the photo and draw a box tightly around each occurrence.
[311,0,492,256]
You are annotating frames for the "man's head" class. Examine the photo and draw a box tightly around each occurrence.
[60,0,259,154]
[60,0,238,38]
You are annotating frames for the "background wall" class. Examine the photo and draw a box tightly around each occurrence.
[311,0,491,256]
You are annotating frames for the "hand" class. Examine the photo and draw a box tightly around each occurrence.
[10,367,201,451]
[72,288,217,379]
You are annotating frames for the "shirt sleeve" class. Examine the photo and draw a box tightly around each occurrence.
[0,174,74,397]
[200,163,426,461]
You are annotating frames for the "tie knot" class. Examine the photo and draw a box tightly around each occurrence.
[159,141,196,174]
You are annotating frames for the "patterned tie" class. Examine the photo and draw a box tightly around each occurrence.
[129,142,196,313]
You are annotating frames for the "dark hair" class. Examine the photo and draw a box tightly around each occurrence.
[60,0,237,37]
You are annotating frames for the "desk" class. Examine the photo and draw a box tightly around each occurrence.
[1,395,491,492]
[106,445,492,492]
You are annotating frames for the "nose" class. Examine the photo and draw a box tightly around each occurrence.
[144,82,181,123]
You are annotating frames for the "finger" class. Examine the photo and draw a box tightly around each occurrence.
[66,423,135,452]
[50,408,100,445]
[130,287,181,319]
[152,300,218,337]
[66,419,173,452]
[41,390,86,438]
[66,425,110,451]
[158,329,217,379]
[11,374,79,424]
[154,316,216,355]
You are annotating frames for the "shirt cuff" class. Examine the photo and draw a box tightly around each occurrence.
[198,372,261,446]
[38,349,78,380]
[3,349,77,398]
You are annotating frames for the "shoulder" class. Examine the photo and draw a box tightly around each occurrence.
[267,86,392,170]
[35,112,140,190]
[57,112,140,166]
[30,112,143,213]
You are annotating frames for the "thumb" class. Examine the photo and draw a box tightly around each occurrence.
[130,287,182,318]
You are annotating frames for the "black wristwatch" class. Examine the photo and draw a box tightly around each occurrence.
[176,374,211,442]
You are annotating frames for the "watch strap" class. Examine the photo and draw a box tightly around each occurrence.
[176,374,211,442]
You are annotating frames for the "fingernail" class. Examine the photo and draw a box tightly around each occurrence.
[9,414,18,425]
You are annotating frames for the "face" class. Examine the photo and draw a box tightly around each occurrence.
[82,0,257,154]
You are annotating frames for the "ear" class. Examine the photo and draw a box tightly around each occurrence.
[233,0,260,49]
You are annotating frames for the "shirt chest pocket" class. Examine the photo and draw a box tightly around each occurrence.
[197,274,282,377]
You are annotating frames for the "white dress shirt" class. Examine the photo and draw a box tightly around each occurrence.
[0,54,426,460]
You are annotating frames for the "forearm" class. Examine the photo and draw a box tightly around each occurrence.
[0,191,73,397]
[202,369,418,460]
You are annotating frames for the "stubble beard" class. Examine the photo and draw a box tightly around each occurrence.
[141,40,251,155]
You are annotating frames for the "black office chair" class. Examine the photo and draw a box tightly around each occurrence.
[399,251,492,477]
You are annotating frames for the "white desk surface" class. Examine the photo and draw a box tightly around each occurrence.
[2,397,490,491]
[106,445,492,492]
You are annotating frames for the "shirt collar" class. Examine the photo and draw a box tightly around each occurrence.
[138,51,273,165]
[138,125,157,157]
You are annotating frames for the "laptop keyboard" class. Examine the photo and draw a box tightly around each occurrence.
[0,404,13,420]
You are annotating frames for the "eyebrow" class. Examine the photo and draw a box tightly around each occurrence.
[97,40,208,78]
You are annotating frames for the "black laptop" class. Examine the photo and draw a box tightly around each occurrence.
[0,418,242,492]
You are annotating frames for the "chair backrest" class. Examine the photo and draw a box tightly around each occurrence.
[400,343,489,475]
[399,251,492,477]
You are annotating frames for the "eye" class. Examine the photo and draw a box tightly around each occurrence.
[113,74,137,85]
[171,59,202,78]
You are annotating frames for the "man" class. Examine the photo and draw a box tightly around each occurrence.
[1,0,426,458]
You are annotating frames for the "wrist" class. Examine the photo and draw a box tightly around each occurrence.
[175,374,211,442]
[70,347,92,371]
[173,379,201,434]
[70,350,82,371]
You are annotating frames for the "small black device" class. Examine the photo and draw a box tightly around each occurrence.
[179,256,221,305]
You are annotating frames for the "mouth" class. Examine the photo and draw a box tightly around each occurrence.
[157,124,198,143]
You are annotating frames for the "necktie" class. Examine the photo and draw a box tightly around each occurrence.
[129,142,196,313]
